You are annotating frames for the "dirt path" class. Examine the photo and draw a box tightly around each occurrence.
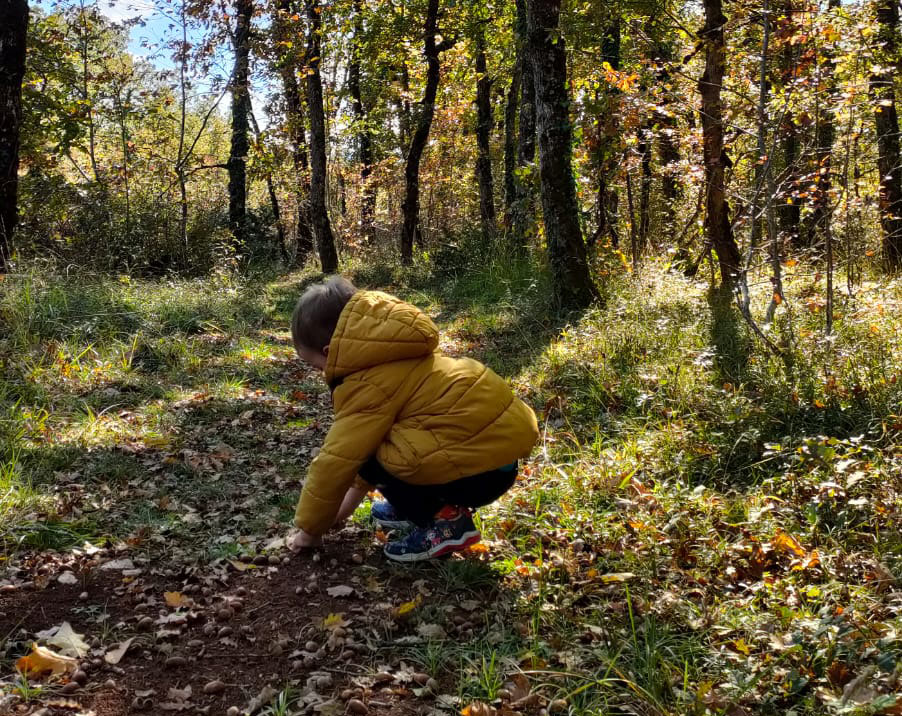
[1,529,506,715]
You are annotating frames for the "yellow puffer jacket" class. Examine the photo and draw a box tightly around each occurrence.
[294,290,539,535]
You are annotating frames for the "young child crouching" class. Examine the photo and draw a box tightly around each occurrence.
[287,276,538,562]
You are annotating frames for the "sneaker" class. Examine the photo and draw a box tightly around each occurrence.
[371,499,413,530]
[383,509,481,562]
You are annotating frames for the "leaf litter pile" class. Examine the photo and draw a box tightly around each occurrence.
[2,270,902,715]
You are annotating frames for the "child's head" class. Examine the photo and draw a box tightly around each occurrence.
[291,276,357,370]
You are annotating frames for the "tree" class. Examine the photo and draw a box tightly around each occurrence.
[527,0,598,309]
[400,0,453,264]
[274,0,314,261]
[588,13,620,247]
[348,0,375,244]
[228,0,253,252]
[698,0,741,287]
[473,18,496,244]
[870,0,902,270]
[304,0,338,272]
[0,0,29,272]
[509,0,535,252]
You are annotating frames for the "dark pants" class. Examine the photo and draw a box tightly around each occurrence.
[358,458,519,527]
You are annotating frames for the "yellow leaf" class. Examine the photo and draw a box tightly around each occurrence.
[731,637,751,655]
[466,542,490,554]
[164,591,188,608]
[772,529,806,558]
[784,258,798,267]
[322,612,348,630]
[773,292,783,305]
[16,644,77,679]
[461,702,497,716]
[586,568,598,579]
[600,572,636,583]
[395,595,422,617]
[229,560,256,571]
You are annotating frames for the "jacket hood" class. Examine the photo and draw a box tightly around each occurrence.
[324,290,439,383]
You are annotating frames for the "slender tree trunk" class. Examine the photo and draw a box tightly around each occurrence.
[649,30,681,247]
[474,21,496,244]
[275,0,314,261]
[176,0,189,254]
[590,17,621,247]
[78,0,101,184]
[228,0,253,253]
[870,0,902,270]
[698,0,742,287]
[502,54,521,236]
[305,0,338,272]
[349,0,375,243]
[527,0,598,309]
[249,106,288,263]
[400,0,452,264]
[777,1,801,246]
[510,0,535,251]
[0,0,28,272]
[638,120,652,247]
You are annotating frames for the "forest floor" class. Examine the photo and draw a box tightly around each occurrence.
[1,256,902,716]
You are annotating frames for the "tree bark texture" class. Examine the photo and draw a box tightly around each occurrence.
[400,0,450,264]
[870,0,902,270]
[698,0,742,287]
[349,0,375,244]
[0,0,28,272]
[474,22,496,243]
[502,53,521,236]
[305,0,339,272]
[228,0,253,253]
[509,0,535,251]
[649,31,681,246]
[527,0,598,309]
[275,0,315,261]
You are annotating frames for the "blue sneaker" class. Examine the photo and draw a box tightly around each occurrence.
[371,499,413,530]
[383,508,481,562]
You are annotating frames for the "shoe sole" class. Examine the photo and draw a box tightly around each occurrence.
[383,530,481,563]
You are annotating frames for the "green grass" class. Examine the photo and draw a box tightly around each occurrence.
[2,254,901,714]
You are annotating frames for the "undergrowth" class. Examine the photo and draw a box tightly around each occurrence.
[1,253,901,715]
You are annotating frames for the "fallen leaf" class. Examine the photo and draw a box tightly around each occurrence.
[322,613,349,631]
[100,558,135,571]
[104,637,135,665]
[57,571,78,585]
[326,585,354,597]
[247,684,278,714]
[772,529,806,558]
[229,559,256,572]
[600,572,636,583]
[394,596,422,617]
[37,622,90,658]
[15,644,78,678]
[164,591,189,608]
[417,623,447,639]
[461,702,497,716]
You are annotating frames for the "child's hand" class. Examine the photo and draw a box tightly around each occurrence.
[288,528,322,551]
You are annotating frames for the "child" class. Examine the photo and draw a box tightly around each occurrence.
[287,276,539,561]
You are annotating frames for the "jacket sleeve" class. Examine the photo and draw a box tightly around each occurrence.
[294,378,395,535]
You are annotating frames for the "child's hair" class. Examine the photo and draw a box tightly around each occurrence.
[291,276,357,352]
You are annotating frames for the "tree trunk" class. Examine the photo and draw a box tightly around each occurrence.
[502,54,521,236]
[400,0,451,264]
[305,0,339,272]
[589,16,621,247]
[649,29,681,247]
[228,0,253,254]
[509,0,535,251]
[638,120,652,247]
[349,0,375,244]
[527,0,598,309]
[776,0,801,246]
[870,0,902,270]
[275,0,314,261]
[474,21,496,244]
[698,0,742,287]
[0,0,28,272]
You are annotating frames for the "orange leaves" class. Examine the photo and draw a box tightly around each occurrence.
[771,529,820,572]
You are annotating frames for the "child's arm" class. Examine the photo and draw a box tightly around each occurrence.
[333,485,367,526]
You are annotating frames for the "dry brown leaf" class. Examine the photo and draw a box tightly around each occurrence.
[164,591,189,608]
[462,702,497,716]
[37,622,90,658]
[15,643,78,678]
[104,637,135,665]
[772,529,806,558]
